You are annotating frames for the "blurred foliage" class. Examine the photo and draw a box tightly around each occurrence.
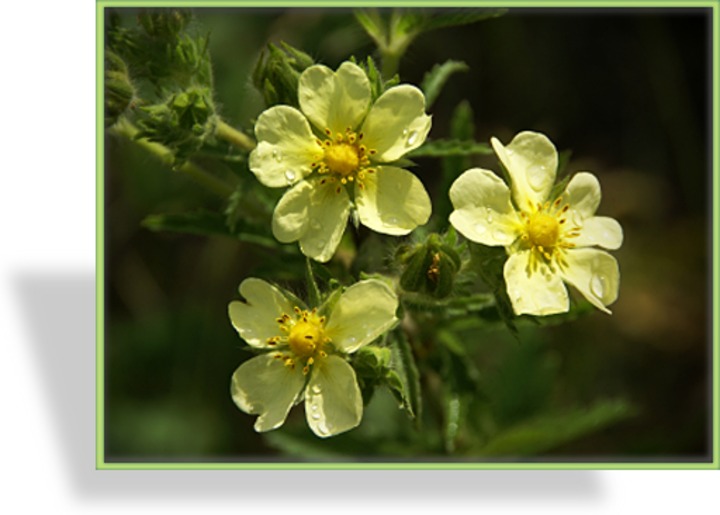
[104,8,710,462]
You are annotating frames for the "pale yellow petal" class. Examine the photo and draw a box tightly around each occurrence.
[324,279,399,353]
[298,62,371,134]
[299,178,352,262]
[228,278,294,348]
[249,105,321,187]
[361,85,432,162]
[272,178,352,262]
[491,131,558,210]
[504,250,569,316]
[355,166,431,236]
[573,216,623,250]
[231,353,306,432]
[561,248,620,314]
[305,355,363,438]
[561,172,602,219]
[449,168,522,246]
[272,180,313,243]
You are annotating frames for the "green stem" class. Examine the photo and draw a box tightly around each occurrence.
[111,119,234,198]
[215,119,256,151]
[305,257,322,307]
[380,49,402,81]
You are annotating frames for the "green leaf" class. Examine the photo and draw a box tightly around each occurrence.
[414,9,507,33]
[408,138,492,158]
[476,399,635,456]
[353,9,387,48]
[421,60,469,108]
[467,242,519,338]
[142,211,283,251]
[387,329,422,421]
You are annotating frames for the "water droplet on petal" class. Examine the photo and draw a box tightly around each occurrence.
[272,149,283,162]
[284,170,296,183]
[474,223,487,235]
[388,216,399,225]
[486,212,494,224]
[405,130,419,146]
[491,228,507,242]
[527,166,547,191]
[402,128,409,136]
[311,412,321,420]
[347,336,357,345]
[311,385,321,395]
[590,274,606,298]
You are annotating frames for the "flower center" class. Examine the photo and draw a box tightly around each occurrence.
[268,307,329,375]
[288,319,325,358]
[324,143,360,176]
[519,198,582,273]
[313,128,377,193]
[527,212,559,249]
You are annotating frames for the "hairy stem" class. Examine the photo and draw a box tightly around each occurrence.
[215,119,256,151]
[111,119,234,198]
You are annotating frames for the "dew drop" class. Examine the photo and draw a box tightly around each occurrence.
[491,228,507,241]
[272,149,283,162]
[590,274,606,298]
[486,211,494,224]
[311,385,322,395]
[347,336,357,345]
[474,223,488,235]
[402,128,409,136]
[284,170,296,183]
[405,130,419,146]
[527,166,547,191]
[311,412,321,420]
[388,216,399,225]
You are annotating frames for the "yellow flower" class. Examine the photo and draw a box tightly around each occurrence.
[228,278,398,437]
[449,131,623,316]
[249,61,433,262]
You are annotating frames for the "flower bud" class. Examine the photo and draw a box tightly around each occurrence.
[399,234,462,299]
[104,51,136,127]
[252,42,314,108]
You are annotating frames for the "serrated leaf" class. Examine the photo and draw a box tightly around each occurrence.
[142,211,282,251]
[408,138,493,158]
[354,8,387,48]
[467,242,519,338]
[415,9,507,33]
[387,330,422,421]
[421,60,469,108]
[477,399,635,456]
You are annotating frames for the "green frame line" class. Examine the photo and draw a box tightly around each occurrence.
[96,0,720,470]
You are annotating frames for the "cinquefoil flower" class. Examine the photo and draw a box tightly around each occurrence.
[449,131,623,316]
[229,277,398,437]
[249,61,432,262]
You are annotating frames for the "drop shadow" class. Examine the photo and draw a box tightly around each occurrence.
[15,271,603,502]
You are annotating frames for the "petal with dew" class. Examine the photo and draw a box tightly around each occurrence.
[249,105,321,187]
[561,248,620,314]
[231,353,306,432]
[229,278,295,348]
[491,131,558,210]
[305,355,363,438]
[504,250,569,316]
[298,179,352,262]
[298,62,371,134]
[361,85,432,162]
[325,279,398,353]
[355,166,431,236]
[561,172,602,220]
[449,168,522,246]
[572,216,623,250]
